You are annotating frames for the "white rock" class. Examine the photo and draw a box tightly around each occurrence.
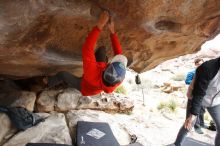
[56,88,81,112]
[11,91,36,112]
[36,90,61,112]
[0,113,16,145]
[3,113,72,146]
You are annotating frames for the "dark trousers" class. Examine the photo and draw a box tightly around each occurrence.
[47,46,107,91]
[182,100,205,129]
[194,105,205,128]
[174,99,205,146]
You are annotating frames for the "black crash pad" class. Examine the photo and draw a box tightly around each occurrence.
[76,121,120,146]
[26,143,72,146]
[123,142,144,146]
[182,137,214,146]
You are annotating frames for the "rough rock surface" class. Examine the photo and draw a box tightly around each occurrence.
[36,88,134,113]
[0,0,220,78]
[36,90,61,112]
[10,91,36,112]
[0,78,38,112]
[77,93,134,113]
[0,113,16,146]
[56,88,81,112]
[161,81,184,94]
[2,113,72,146]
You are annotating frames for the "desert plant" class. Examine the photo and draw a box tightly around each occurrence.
[157,98,178,113]
[157,101,166,111]
[168,99,177,113]
[115,85,127,95]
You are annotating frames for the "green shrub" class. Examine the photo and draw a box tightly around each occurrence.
[157,102,166,110]
[157,98,178,113]
[168,99,177,113]
[115,85,127,95]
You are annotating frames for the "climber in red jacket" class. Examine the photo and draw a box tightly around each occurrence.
[45,11,127,96]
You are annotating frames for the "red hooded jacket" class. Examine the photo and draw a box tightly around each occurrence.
[80,26,123,96]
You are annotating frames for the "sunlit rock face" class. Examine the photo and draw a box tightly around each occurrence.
[0,0,220,78]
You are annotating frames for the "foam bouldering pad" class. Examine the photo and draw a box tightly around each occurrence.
[123,142,144,146]
[26,143,72,146]
[182,137,214,146]
[76,121,120,146]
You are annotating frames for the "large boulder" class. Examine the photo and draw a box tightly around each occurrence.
[36,90,61,112]
[36,88,80,112]
[2,113,72,146]
[56,88,81,112]
[10,91,36,112]
[0,80,36,111]
[77,93,134,113]
[0,0,219,77]
[0,113,16,145]
[36,88,133,113]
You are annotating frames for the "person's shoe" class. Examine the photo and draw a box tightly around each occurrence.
[194,127,204,134]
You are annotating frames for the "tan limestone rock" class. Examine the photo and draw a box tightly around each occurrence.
[3,113,72,146]
[11,91,36,112]
[55,88,81,112]
[77,93,134,113]
[0,1,219,77]
[36,90,62,112]
[0,113,16,145]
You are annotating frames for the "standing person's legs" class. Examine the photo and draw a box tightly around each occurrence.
[194,116,201,129]
[47,71,82,91]
[174,126,189,146]
[207,104,220,146]
[199,106,206,127]
[95,46,108,62]
[174,100,195,146]
[194,107,204,134]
